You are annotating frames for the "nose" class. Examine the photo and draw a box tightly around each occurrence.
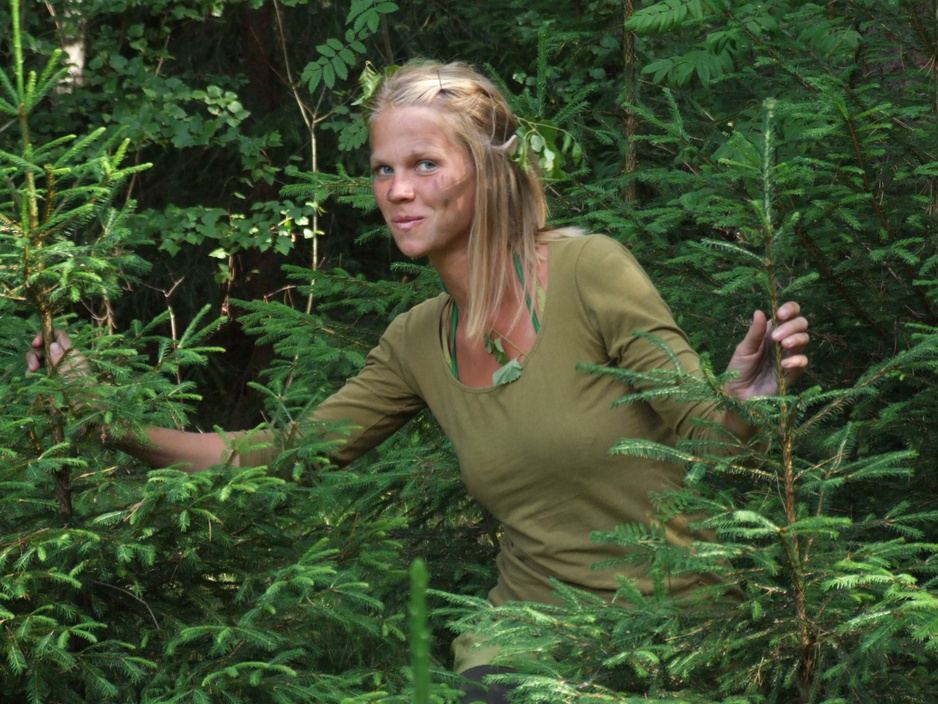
[386,173,414,202]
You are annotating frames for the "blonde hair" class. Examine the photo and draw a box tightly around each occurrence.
[367,59,578,340]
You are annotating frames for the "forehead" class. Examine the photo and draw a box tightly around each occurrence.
[369,106,464,157]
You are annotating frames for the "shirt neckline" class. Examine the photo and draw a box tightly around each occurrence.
[438,243,553,392]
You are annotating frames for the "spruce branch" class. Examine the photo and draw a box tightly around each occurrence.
[756,97,819,695]
[409,559,431,704]
[3,0,150,523]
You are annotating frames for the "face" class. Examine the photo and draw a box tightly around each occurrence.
[370,106,476,266]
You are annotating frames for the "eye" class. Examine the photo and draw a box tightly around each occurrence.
[372,164,392,178]
[416,160,438,173]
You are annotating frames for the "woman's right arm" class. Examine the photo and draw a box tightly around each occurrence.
[27,330,238,472]
[30,313,427,472]
[126,427,238,472]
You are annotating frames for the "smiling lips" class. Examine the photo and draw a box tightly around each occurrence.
[391,215,425,230]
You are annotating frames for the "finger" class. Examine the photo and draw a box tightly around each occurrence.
[26,333,44,372]
[53,329,73,348]
[773,322,809,344]
[779,331,810,353]
[771,316,809,342]
[738,310,770,355]
[777,301,802,321]
[780,354,809,378]
[780,349,808,365]
[26,351,41,373]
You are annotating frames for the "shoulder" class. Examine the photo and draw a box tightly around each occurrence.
[548,233,650,287]
[372,292,448,367]
[549,232,637,261]
[551,234,671,327]
[388,292,448,327]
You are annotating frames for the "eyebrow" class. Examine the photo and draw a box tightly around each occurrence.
[370,143,446,166]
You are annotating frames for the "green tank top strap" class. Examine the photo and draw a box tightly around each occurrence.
[449,300,459,378]
[514,255,541,333]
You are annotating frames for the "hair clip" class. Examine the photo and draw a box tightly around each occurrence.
[493,133,519,157]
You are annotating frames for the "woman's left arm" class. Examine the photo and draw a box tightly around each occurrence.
[722,301,810,439]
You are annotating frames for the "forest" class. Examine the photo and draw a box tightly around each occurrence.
[2,0,938,701]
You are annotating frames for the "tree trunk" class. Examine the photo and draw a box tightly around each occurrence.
[928,1,938,218]
[622,0,637,203]
[46,0,85,92]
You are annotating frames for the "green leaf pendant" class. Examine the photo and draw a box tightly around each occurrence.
[492,359,523,385]
[485,333,523,385]
[484,334,509,365]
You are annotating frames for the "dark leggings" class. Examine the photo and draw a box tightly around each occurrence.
[459,666,516,704]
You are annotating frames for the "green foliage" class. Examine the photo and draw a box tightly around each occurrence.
[0,3,431,701]
[302,0,400,92]
[410,559,431,704]
[4,0,938,701]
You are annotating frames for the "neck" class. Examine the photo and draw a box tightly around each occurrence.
[431,248,472,312]
[439,258,524,339]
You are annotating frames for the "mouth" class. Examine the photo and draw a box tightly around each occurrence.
[391,216,425,230]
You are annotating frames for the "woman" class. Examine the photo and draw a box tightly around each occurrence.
[29,61,809,702]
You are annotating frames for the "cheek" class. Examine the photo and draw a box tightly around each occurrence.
[434,174,471,207]
[372,183,390,215]
[455,182,476,218]
[430,175,452,198]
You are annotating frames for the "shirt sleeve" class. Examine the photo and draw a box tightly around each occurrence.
[236,313,427,468]
[573,235,724,442]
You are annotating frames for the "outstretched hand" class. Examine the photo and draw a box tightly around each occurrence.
[26,329,81,375]
[725,302,809,402]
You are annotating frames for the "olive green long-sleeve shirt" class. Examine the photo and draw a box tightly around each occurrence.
[240,234,725,606]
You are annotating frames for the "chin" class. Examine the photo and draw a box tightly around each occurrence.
[391,236,430,259]
[394,245,429,260]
